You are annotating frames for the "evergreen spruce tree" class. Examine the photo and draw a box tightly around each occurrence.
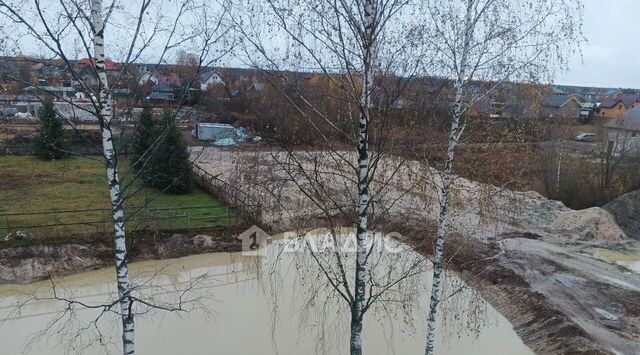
[34,99,70,160]
[149,111,193,194]
[130,106,157,183]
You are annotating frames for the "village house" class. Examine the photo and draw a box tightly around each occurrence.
[146,86,176,103]
[139,71,159,86]
[22,85,76,100]
[468,96,493,119]
[200,72,225,91]
[0,93,42,115]
[597,98,627,119]
[619,93,640,109]
[604,107,640,156]
[247,82,266,92]
[541,94,582,120]
[552,87,568,96]
[580,102,597,123]
[604,88,622,98]
[73,58,121,88]
[155,73,182,88]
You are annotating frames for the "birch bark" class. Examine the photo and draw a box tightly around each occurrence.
[91,1,135,354]
[350,1,375,354]
[424,1,475,354]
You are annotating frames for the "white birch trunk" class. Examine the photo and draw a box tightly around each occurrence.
[91,1,135,354]
[556,142,564,193]
[350,1,375,354]
[424,2,474,354]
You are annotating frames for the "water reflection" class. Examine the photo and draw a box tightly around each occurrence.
[0,234,533,355]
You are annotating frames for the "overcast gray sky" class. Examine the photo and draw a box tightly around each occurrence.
[557,0,639,88]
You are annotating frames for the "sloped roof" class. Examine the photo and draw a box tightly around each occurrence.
[74,57,121,71]
[605,88,621,97]
[0,94,42,102]
[599,99,625,109]
[151,85,175,93]
[619,94,639,108]
[543,94,581,108]
[249,82,265,91]
[552,87,567,95]
[605,108,640,131]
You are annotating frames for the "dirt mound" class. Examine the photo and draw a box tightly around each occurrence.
[603,190,640,240]
[0,232,242,284]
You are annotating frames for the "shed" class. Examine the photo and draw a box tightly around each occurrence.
[195,123,236,141]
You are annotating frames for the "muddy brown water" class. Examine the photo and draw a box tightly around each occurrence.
[0,234,533,355]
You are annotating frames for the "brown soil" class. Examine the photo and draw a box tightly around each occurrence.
[0,229,242,284]
[384,219,623,355]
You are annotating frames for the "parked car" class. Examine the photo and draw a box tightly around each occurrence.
[575,132,597,142]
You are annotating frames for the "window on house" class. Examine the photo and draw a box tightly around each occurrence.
[633,132,637,138]
[619,105,623,110]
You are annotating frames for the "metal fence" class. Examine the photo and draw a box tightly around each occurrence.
[0,205,245,239]
[191,163,263,225]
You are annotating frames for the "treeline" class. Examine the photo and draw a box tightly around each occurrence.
[33,102,192,194]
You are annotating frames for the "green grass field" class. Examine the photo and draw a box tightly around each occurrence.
[0,156,237,239]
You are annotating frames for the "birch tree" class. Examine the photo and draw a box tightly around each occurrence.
[230,1,427,353]
[0,0,232,353]
[417,1,583,354]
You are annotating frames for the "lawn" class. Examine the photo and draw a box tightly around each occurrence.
[0,156,237,238]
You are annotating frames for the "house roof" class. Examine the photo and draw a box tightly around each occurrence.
[470,96,492,114]
[0,93,42,102]
[249,82,265,91]
[148,91,174,100]
[151,85,175,93]
[543,94,581,108]
[605,108,640,131]
[74,57,121,71]
[552,87,567,95]
[201,71,224,82]
[619,94,639,108]
[599,99,625,109]
[605,88,621,97]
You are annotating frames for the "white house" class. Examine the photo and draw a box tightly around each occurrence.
[138,71,159,86]
[605,107,640,156]
[200,72,225,91]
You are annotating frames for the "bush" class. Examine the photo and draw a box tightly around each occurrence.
[34,100,70,160]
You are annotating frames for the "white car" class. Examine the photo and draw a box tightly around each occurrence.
[575,133,597,142]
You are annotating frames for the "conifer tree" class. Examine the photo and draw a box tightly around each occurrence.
[130,106,157,182]
[34,99,69,160]
[149,111,192,194]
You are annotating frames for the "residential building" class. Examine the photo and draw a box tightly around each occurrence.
[139,71,159,86]
[605,88,622,98]
[200,72,225,91]
[146,86,176,102]
[552,87,568,96]
[597,99,627,119]
[156,73,182,87]
[22,85,76,99]
[73,57,121,88]
[248,82,266,92]
[580,102,597,123]
[541,94,582,120]
[0,93,42,115]
[619,94,640,109]
[604,107,640,156]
